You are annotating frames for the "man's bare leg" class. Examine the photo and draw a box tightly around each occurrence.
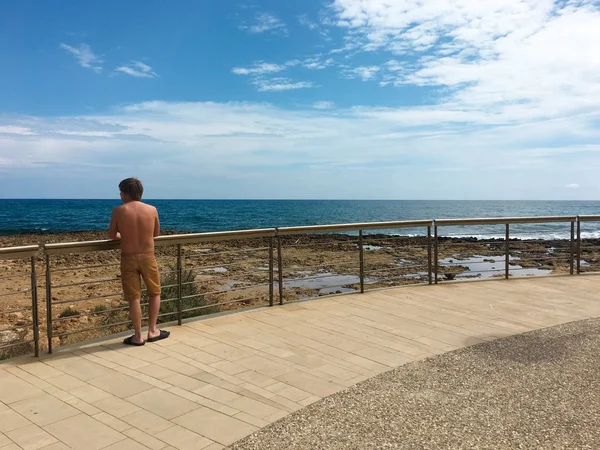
[147,294,161,340]
[128,298,144,344]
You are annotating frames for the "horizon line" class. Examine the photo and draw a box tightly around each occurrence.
[0,198,597,202]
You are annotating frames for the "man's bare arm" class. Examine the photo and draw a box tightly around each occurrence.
[109,208,121,240]
[154,209,160,238]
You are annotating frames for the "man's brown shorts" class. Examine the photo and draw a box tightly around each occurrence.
[120,252,161,302]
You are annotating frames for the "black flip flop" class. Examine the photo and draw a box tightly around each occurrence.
[147,329,170,343]
[123,336,145,346]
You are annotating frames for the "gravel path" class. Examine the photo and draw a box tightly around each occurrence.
[230,318,600,449]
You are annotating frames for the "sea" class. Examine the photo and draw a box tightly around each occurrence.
[1,200,599,240]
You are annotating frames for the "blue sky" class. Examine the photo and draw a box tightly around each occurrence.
[1,0,600,199]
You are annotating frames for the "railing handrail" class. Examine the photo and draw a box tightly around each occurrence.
[43,228,277,255]
[155,228,276,245]
[434,216,577,226]
[43,240,121,255]
[277,220,432,235]
[578,215,600,223]
[10,215,594,255]
[0,245,39,260]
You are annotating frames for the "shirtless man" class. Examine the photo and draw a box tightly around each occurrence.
[109,178,170,346]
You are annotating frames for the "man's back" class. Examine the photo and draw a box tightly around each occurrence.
[112,201,159,253]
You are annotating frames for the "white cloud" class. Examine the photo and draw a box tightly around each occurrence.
[243,12,287,34]
[330,0,600,124]
[2,100,600,198]
[233,58,333,77]
[115,61,158,78]
[331,0,554,52]
[302,57,334,70]
[54,130,116,137]
[313,101,335,109]
[297,14,333,40]
[233,58,332,91]
[0,126,35,135]
[232,63,287,76]
[253,78,317,92]
[59,43,103,73]
[566,183,580,189]
[298,15,319,30]
[285,59,301,67]
[342,66,380,81]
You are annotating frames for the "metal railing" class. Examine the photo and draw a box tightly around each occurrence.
[577,215,600,275]
[277,220,432,299]
[43,229,275,354]
[0,245,40,357]
[433,216,577,282]
[1,215,599,358]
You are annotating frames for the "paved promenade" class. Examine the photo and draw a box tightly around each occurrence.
[1,276,599,449]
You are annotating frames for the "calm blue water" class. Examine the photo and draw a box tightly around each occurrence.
[1,200,599,239]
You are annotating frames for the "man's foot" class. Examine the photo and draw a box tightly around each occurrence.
[147,329,170,342]
[123,336,145,346]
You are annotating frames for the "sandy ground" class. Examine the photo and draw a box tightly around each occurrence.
[230,317,600,450]
[1,230,599,356]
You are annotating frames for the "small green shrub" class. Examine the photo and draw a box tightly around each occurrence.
[59,307,80,318]
[93,304,108,313]
[99,267,220,329]
[142,267,220,323]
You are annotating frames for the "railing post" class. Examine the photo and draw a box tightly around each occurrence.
[433,223,438,284]
[268,237,274,306]
[45,253,53,354]
[359,230,364,293]
[505,224,510,280]
[570,221,575,275]
[177,244,183,325]
[427,225,432,285]
[276,230,284,305]
[577,216,581,274]
[30,256,39,357]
